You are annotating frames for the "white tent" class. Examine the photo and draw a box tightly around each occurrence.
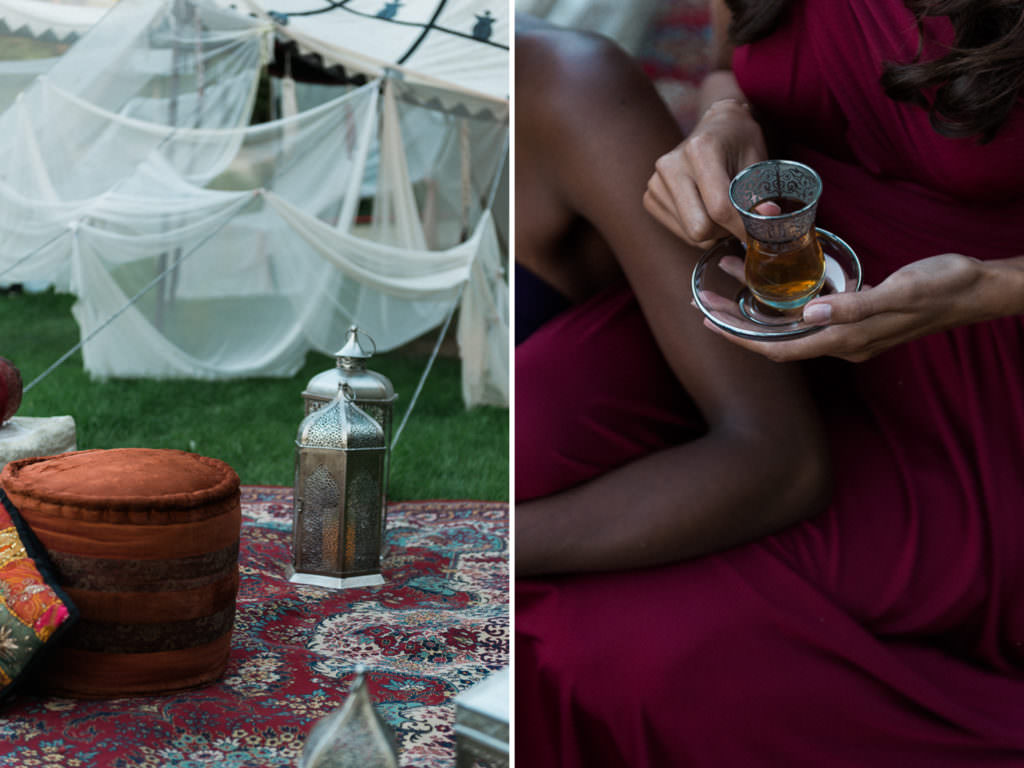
[0,0,110,42]
[240,0,508,102]
[0,0,509,408]
[0,0,113,107]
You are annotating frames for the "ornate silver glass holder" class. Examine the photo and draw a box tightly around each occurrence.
[728,159,822,246]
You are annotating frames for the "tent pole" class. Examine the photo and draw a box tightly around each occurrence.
[156,0,185,334]
[484,133,509,213]
[459,118,471,242]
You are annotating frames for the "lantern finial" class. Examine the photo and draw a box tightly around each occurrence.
[335,325,375,365]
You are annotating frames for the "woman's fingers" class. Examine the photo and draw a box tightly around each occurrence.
[697,289,737,312]
[645,114,773,249]
[646,168,730,247]
[642,181,689,241]
[685,139,746,241]
[695,290,746,324]
[799,284,883,326]
[717,254,746,282]
[753,201,782,215]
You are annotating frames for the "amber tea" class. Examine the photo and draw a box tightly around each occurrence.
[729,160,826,316]
[743,196,826,311]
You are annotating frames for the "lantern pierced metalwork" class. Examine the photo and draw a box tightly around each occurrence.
[302,325,397,435]
[302,325,397,526]
[300,666,400,768]
[289,383,387,589]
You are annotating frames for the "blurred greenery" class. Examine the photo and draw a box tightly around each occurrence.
[0,288,508,500]
[0,35,69,60]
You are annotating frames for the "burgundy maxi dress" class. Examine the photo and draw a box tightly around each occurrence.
[515,1,1024,765]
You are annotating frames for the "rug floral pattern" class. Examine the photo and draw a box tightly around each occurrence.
[0,487,509,768]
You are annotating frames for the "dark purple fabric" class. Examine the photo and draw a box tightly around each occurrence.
[515,263,571,346]
[515,1,1024,764]
[515,286,705,501]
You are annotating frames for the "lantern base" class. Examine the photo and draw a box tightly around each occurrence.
[286,565,385,590]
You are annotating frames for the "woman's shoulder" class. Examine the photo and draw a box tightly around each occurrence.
[515,14,657,116]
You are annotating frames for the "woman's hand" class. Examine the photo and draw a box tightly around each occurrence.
[700,253,990,362]
[644,98,769,249]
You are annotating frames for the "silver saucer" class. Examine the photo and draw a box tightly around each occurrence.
[691,228,862,341]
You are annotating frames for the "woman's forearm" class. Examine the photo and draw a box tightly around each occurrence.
[971,255,1024,320]
[700,0,744,112]
[515,426,830,577]
[697,69,749,115]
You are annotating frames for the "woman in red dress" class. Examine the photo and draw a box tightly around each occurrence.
[515,1,1024,764]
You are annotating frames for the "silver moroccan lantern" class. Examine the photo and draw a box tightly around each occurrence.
[289,383,387,589]
[299,666,399,768]
[454,667,510,768]
[302,326,397,511]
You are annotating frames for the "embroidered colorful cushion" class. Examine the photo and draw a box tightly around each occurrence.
[0,487,77,703]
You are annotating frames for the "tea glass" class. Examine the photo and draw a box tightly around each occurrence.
[728,159,825,320]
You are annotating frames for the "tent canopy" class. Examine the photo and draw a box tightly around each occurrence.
[235,0,508,105]
[0,0,509,408]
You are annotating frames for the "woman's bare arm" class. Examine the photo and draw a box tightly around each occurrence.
[515,21,831,576]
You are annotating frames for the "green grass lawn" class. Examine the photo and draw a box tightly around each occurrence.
[1,288,508,501]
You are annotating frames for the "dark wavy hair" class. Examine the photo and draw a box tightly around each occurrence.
[724,0,1024,143]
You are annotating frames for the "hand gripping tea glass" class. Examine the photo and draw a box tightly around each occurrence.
[728,160,825,316]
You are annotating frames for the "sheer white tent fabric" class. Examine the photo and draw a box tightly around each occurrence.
[0,0,509,407]
[0,0,115,146]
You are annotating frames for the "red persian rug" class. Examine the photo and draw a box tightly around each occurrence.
[0,487,509,768]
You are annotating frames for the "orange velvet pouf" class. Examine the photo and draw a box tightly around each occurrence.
[0,448,241,698]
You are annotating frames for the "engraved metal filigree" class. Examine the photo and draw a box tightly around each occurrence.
[729,160,822,245]
[301,326,396,432]
[300,668,399,768]
[290,385,388,589]
[347,463,381,572]
[299,464,341,570]
[300,326,397,533]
